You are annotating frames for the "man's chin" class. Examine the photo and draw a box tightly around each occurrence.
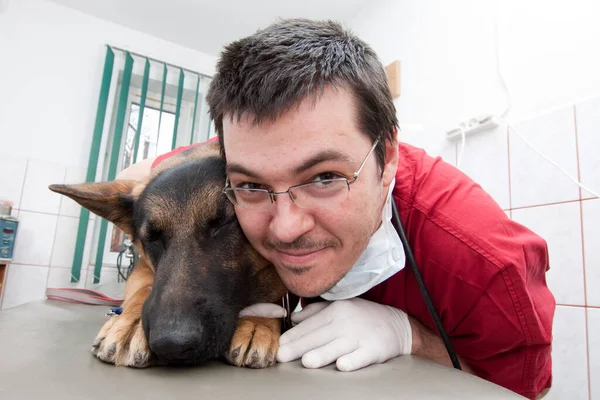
[279,273,337,299]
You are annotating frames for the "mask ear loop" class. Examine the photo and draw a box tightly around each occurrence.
[390,200,462,371]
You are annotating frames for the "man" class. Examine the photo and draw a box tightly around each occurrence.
[118,19,554,399]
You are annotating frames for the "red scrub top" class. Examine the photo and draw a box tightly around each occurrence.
[152,139,554,399]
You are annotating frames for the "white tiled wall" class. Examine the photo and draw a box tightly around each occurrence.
[582,199,600,307]
[0,155,114,310]
[547,306,590,400]
[46,266,88,289]
[401,97,600,399]
[589,308,600,400]
[19,159,65,215]
[511,202,585,306]
[59,167,87,218]
[509,106,581,208]
[2,264,50,309]
[575,96,600,198]
[11,211,59,266]
[458,124,510,210]
[85,265,120,288]
[0,154,28,209]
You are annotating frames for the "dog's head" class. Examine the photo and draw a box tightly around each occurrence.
[50,146,286,364]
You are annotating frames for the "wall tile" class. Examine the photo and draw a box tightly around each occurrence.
[512,202,584,305]
[19,159,65,214]
[50,215,95,282]
[582,199,600,306]
[11,211,58,266]
[0,153,28,210]
[588,308,600,400]
[85,266,120,289]
[58,167,87,217]
[509,106,580,208]
[1,264,49,309]
[545,306,589,400]
[457,123,510,209]
[575,96,600,199]
[46,266,87,289]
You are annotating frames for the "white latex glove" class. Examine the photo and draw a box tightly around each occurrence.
[278,298,412,372]
[238,303,287,318]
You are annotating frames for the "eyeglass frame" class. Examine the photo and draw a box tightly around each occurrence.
[221,137,381,210]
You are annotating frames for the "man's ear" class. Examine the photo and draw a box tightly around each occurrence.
[382,130,399,187]
[49,180,139,235]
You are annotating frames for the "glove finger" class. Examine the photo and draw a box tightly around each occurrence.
[238,303,287,318]
[277,324,337,363]
[301,337,357,369]
[290,302,330,324]
[335,347,375,372]
[280,306,333,346]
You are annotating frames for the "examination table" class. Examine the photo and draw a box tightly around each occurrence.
[0,284,526,399]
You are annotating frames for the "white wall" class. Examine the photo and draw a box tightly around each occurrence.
[0,0,217,167]
[0,0,217,309]
[349,1,600,399]
[350,0,600,136]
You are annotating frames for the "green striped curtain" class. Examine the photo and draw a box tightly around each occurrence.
[70,46,213,284]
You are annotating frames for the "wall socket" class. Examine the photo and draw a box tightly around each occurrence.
[446,114,500,141]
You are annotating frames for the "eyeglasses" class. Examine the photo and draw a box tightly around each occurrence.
[222,138,380,212]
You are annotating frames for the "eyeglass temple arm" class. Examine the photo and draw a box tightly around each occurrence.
[352,138,380,180]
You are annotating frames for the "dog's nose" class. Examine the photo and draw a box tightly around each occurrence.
[149,324,204,362]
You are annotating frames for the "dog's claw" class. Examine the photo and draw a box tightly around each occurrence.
[106,343,117,357]
[228,317,279,369]
[91,316,152,368]
[250,350,259,365]
[230,347,241,360]
[92,337,102,349]
[134,352,147,366]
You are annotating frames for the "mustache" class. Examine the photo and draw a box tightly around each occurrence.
[264,235,339,251]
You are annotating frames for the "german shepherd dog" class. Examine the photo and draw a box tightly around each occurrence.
[49,142,294,369]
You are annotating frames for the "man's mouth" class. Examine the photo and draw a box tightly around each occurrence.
[276,248,326,267]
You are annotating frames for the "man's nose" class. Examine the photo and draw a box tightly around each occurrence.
[268,194,315,243]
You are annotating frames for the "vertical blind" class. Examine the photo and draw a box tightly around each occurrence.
[70,45,213,284]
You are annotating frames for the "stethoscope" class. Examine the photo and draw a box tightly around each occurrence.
[390,200,462,371]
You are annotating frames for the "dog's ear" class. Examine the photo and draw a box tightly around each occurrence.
[49,180,139,235]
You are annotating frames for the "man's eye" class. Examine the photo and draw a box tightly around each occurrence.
[235,182,265,190]
[312,172,342,182]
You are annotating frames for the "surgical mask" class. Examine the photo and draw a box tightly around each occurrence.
[320,179,405,301]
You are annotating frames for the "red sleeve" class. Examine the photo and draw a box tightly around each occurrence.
[449,241,554,399]
[377,143,555,399]
[151,136,219,169]
[370,209,554,399]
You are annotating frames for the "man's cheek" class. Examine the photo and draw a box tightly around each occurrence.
[238,218,267,251]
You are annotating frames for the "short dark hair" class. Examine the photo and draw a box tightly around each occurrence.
[206,18,398,170]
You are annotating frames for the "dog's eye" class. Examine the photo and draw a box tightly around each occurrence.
[145,227,163,243]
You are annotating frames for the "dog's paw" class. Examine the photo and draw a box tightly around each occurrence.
[92,314,153,368]
[226,316,280,369]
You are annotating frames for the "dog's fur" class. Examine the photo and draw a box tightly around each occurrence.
[49,142,292,368]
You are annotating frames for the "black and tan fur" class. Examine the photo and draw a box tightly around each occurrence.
[49,142,292,369]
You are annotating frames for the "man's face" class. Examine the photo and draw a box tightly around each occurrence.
[222,87,398,297]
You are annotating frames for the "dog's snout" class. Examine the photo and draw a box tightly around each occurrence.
[149,323,204,362]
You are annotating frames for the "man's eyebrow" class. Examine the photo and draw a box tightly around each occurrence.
[292,150,353,175]
[226,163,260,178]
[226,150,354,178]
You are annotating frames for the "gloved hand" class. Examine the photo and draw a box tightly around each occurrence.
[240,298,412,372]
[238,303,288,318]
